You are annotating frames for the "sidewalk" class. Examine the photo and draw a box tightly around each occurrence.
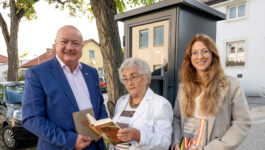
[247,95,265,124]
[238,95,265,150]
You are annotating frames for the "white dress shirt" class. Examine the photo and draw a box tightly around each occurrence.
[56,56,92,110]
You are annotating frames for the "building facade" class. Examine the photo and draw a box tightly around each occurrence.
[207,0,265,95]
[0,55,8,82]
[20,39,105,78]
[80,39,104,77]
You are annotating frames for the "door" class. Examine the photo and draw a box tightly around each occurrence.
[131,20,169,98]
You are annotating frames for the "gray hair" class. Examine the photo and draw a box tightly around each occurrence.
[118,57,151,85]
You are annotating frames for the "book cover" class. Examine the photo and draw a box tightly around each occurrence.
[86,113,123,146]
[180,117,207,150]
[72,108,98,141]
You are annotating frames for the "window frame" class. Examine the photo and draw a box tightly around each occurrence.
[97,67,104,77]
[225,40,246,67]
[139,29,149,48]
[88,50,95,59]
[227,3,246,21]
[153,25,164,47]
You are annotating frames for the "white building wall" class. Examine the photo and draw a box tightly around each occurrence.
[0,63,8,82]
[211,0,265,95]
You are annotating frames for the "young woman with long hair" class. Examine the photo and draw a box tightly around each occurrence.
[172,34,251,150]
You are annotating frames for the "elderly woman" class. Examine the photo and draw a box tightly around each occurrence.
[172,34,251,150]
[111,57,173,150]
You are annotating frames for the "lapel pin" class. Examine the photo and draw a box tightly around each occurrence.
[85,73,88,75]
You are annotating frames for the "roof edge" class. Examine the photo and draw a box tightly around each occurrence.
[115,0,225,21]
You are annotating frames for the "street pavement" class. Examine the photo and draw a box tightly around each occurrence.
[0,93,264,150]
[238,95,265,150]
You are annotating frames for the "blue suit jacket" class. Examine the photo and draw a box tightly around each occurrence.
[22,57,108,150]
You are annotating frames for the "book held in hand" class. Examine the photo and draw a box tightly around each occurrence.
[180,117,207,150]
[72,108,98,141]
[86,113,123,146]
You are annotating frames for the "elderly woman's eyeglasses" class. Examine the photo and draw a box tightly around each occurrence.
[190,49,211,58]
[122,75,142,84]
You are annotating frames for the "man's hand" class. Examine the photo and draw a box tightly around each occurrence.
[174,144,180,150]
[74,134,91,150]
[117,127,140,143]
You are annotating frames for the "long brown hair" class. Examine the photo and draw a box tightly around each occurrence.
[179,34,227,117]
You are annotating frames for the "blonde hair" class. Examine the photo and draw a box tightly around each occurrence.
[179,34,227,117]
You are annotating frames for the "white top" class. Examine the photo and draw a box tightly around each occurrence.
[115,103,138,150]
[56,56,92,110]
[111,88,173,150]
[193,92,207,119]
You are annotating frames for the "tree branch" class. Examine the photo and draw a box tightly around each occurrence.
[56,0,68,5]
[17,9,25,20]
[0,12,10,45]
[10,0,16,18]
[17,0,40,20]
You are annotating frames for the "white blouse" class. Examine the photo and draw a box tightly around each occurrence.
[193,92,207,119]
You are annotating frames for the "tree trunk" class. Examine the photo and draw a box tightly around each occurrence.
[90,0,125,105]
[0,0,34,81]
[7,1,20,81]
[3,0,20,81]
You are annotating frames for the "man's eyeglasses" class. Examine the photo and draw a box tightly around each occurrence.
[190,49,211,58]
[121,74,142,84]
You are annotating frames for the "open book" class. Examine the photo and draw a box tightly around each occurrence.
[72,108,98,141]
[86,113,122,146]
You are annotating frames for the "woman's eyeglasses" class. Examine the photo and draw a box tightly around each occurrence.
[190,49,211,58]
[122,74,142,84]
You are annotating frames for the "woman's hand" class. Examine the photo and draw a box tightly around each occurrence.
[117,127,141,143]
[174,144,180,150]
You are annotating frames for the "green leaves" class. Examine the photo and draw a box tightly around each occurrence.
[115,0,158,13]
[0,0,9,9]
[115,0,126,13]
[45,0,87,17]
[1,0,159,23]
[23,5,37,20]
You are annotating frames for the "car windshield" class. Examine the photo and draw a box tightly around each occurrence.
[6,84,24,104]
[99,78,103,82]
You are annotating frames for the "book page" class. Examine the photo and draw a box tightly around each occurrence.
[86,114,123,146]
[86,112,97,125]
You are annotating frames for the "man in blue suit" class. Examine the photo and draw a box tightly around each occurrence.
[22,25,108,150]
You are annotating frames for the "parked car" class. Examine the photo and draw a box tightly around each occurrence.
[99,77,107,93]
[0,81,37,149]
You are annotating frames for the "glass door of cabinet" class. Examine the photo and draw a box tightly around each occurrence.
[132,20,169,97]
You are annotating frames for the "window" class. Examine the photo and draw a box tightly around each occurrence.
[154,26,164,46]
[228,3,246,20]
[6,84,24,104]
[238,4,246,17]
[226,41,245,67]
[98,67,104,77]
[152,64,163,76]
[139,29,148,48]
[153,64,162,71]
[89,50,95,59]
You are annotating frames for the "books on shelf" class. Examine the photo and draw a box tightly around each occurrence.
[180,117,207,150]
[86,113,122,146]
[72,108,98,141]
